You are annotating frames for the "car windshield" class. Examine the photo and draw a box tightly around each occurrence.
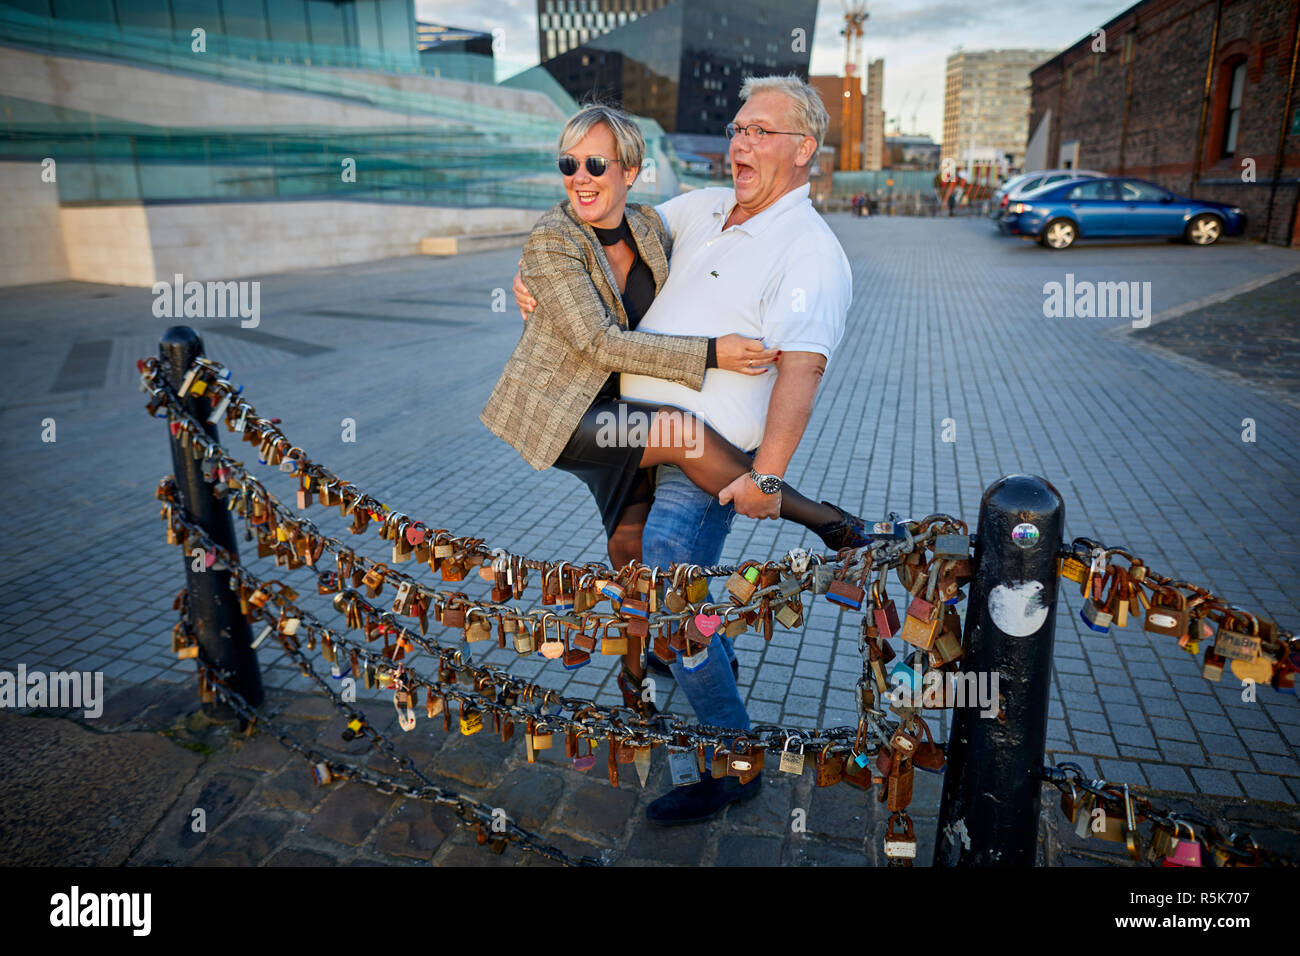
[1120,180,1170,201]
[1017,177,1044,193]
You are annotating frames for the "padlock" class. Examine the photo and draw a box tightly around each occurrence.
[1080,598,1112,633]
[929,607,964,665]
[826,565,865,610]
[464,611,493,642]
[811,563,835,595]
[1213,611,1260,662]
[726,564,760,603]
[1143,587,1189,638]
[814,744,845,787]
[899,595,941,650]
[1058,554,1089,585]
[884,813,917,861]
[726,737,764,785]
[668,746,700,787]
[458,704,483,736]
[1201,647,1226,682]
[562,645,591,670]
[933,532,969,560]
[778,735,806,775]
[601,622,630,655]
[1160,822,1203,867]
[685,568,710,604]
[871,581,900,639]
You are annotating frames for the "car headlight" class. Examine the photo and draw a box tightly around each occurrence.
[1229,207,1243,215]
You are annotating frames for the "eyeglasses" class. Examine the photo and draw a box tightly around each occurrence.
[725,123,810,141]
[557,154,621,177]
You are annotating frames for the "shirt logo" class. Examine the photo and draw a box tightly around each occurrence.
[710,270,719,278]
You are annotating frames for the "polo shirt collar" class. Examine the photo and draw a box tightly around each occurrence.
[713,182,811,237]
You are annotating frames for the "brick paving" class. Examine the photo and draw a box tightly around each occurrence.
[1,216,1298,865]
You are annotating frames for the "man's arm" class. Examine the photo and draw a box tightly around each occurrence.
[718,351,825,518]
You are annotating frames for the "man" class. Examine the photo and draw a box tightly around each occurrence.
[514,74,852,824]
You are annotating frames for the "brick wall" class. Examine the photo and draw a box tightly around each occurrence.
[1029,0,1300,244]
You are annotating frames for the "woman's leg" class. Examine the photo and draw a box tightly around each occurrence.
[638,407,843,532]
[606,475,653,693]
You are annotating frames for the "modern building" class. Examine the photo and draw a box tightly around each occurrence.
[536,0,674,62]
[863,58,884,171]
[536,0,818,135]
[942,48,1056,178]
[0,0,680,287]
[417,22,494,83]
[1028,0,1298,245]
[810,75,863,173]
[4,0,421,69]
[885,133,940,171]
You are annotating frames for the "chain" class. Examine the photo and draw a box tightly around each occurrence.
[183,602,604,865]
[164,505,910,758]
[1041,763,1298,867]
[1058,537,1298,676]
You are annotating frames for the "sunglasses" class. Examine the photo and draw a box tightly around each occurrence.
[557,154,621,177]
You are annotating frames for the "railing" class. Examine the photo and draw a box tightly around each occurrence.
[140,328,1299,867]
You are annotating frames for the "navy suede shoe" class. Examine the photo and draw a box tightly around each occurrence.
[645,772,762,826]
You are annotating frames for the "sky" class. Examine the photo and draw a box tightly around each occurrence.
[417,0,1135,143]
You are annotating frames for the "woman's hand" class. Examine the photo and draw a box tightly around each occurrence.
[513,261,537,320]
[716,334,780,375]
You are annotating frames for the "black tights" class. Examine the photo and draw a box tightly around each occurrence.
[636,406,840,530]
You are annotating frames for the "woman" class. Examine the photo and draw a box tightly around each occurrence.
[481,104,868,709]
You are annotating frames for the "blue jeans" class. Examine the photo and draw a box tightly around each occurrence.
[641,464,751,736]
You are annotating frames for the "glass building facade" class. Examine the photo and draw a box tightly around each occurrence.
[1,0,417,65]
[538,0,817,135]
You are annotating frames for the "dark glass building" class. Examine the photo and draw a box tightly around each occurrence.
[537,0,817,135]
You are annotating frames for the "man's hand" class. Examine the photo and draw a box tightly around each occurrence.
[513,260,537,320]
[718,474,781,519]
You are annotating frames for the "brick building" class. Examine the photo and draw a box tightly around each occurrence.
[1028,0,1299,245]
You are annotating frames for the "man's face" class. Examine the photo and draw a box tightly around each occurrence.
[728,90,814,214]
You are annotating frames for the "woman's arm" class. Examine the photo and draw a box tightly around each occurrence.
[521,229,710,390]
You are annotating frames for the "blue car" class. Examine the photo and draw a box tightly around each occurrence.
[1001,177,1246,249]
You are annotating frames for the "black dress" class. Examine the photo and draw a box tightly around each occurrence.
[552,216,673,540]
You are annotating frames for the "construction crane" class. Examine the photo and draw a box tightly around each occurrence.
[894,90,913,133]
[909,91,925,136]
[840,0,868,171]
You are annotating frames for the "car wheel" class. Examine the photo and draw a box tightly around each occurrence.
[1185,214,1223,245]
[1039,218,1076,249]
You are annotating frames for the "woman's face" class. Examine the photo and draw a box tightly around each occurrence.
[560,122,639,229]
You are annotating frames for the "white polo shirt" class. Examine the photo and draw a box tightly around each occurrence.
[621,182,851,452]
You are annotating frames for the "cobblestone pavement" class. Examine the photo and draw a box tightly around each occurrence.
[1,215,1298,865]
[1130,270,1300,400]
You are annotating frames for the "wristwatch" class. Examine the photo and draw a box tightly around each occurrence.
[748,469,784,495]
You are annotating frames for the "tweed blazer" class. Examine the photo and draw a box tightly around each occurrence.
[480,199,710,470]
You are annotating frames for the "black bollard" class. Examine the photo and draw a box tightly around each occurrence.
[159,326,263,718]
[934,474,1064,866]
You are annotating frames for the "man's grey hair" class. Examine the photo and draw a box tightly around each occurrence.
[558,103,645,172]
[739,74,828,151]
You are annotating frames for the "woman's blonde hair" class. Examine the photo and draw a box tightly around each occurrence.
[558,102,645,173]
